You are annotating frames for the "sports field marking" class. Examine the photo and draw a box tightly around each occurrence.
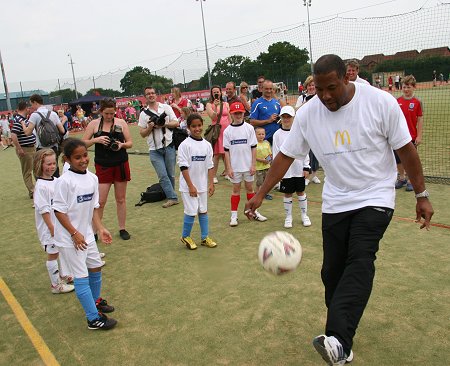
[0,277,60,366]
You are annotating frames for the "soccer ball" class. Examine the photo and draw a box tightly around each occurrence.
[258,231,302,275]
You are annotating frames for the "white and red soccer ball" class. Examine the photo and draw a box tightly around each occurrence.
[258,231,302,275]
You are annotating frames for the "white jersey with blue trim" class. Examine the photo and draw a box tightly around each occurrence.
[53,170,100,247]
[223,122,257,173]
[177,136,214,193]
[34,177,57,246]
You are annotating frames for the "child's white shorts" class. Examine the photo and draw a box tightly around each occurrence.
[58,241,103,278]
[229,171,254,184]
[181,191,208,216]
[43,242,59,255]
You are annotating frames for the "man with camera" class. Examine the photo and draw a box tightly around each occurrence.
[249,80,281,145]
[138,86,180,208]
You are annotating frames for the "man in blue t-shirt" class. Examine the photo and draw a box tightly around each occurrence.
[250,80,281,144]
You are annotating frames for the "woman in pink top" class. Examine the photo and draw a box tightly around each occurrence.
[170,87,188,119]
[206,85,231,183]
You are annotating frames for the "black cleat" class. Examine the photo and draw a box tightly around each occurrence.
[87,313,117,330]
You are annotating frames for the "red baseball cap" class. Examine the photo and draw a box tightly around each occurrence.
[230,102,245,113]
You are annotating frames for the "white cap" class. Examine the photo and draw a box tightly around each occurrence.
[280,105,295,117]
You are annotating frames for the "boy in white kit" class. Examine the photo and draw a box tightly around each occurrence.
[224,102,267,226]
[178,113,217,250]
[272,106,312,228]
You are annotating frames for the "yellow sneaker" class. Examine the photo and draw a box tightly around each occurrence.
[201,237,217,248]
[181,236,197,250]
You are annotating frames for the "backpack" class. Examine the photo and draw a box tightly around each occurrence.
[135,183,166,206]
[36,111,60,147]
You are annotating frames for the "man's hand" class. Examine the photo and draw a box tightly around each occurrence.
[415,198,434,230]
[16,147,25,157]
[244,193,264,221]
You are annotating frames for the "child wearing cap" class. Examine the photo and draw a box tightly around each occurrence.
[223,102,268,226]
[272,106,312,228]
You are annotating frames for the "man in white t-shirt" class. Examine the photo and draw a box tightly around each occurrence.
[138,86,180,208]
[21,94,65,177]
[245,54,434,365]
[346,59,370,85]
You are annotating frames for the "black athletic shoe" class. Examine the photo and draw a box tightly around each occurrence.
[119,229,131,240]
[96,298,115,313]
[87,313,117,330]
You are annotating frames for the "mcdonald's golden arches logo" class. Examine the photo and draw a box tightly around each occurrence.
[335,130,351,147]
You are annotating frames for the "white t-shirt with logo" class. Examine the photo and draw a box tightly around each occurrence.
[280,83,411,213]
[272,128,310,179]
[34,177,57,246]
[223,122,257,173]
[138,103,177,150]
[177,136,214,193]
[52,170,100,247]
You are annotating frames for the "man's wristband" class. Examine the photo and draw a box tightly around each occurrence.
[70,231,78,237]
[415,190,429,199]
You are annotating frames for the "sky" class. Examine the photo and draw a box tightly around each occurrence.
[0,0,445,93]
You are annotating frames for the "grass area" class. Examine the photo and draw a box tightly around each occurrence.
[0,126,449,365]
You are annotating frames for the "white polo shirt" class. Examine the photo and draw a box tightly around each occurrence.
[138,103,177,150]
[280,83,411,213]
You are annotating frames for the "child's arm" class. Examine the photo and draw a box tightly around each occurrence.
[208,168,215,197]
[181,169,198,197]
[250,147,256,176]
[92,208,112,245]
[224,150,233,179]
[415,116,423,146]
[41,212,54,237]
[54,211,88,250]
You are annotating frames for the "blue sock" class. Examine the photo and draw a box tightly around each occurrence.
[199,213,209,240]
[182,214,195,238]
[88,271,102,302]
[74,277,99,321]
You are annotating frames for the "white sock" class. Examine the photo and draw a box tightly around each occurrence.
[46,260,60,286]
[298,195,307,217]
[283,197,293,218]
[231,211,238,219]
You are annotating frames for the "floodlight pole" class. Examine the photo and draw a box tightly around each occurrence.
[68,53,78,98]
[197,0,212,90]
[0,50,12,111]
[303,0,314,74]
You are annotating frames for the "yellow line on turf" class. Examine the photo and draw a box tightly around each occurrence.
[0,277,60,366]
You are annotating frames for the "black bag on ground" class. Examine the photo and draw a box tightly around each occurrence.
[135,183,166,206]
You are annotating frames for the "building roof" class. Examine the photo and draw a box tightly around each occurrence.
[0,89,49,100]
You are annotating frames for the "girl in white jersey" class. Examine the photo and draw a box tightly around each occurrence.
[178,114,217,250]
[224,102,267,226]
[272,106,312,228]
[53,139,116,330]
[33,149,74,294]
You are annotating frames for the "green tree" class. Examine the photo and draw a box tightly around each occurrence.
[85,88,122,98]
[210,55,256,86]
[49,88,81,103]
[120,66,173,95]
[256,41,309,82]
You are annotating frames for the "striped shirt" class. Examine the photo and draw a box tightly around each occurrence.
[11,114,36,147]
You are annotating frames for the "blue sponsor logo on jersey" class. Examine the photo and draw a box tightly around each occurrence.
[192,155,206,161]
[231,139,247,145]
[77,193,94,203]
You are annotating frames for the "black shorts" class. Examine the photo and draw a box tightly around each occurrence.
[279,177,306,194]
[394,141,415,164]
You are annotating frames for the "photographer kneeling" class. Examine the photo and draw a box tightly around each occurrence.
[83,99,133,240]
[138,86,180,208]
